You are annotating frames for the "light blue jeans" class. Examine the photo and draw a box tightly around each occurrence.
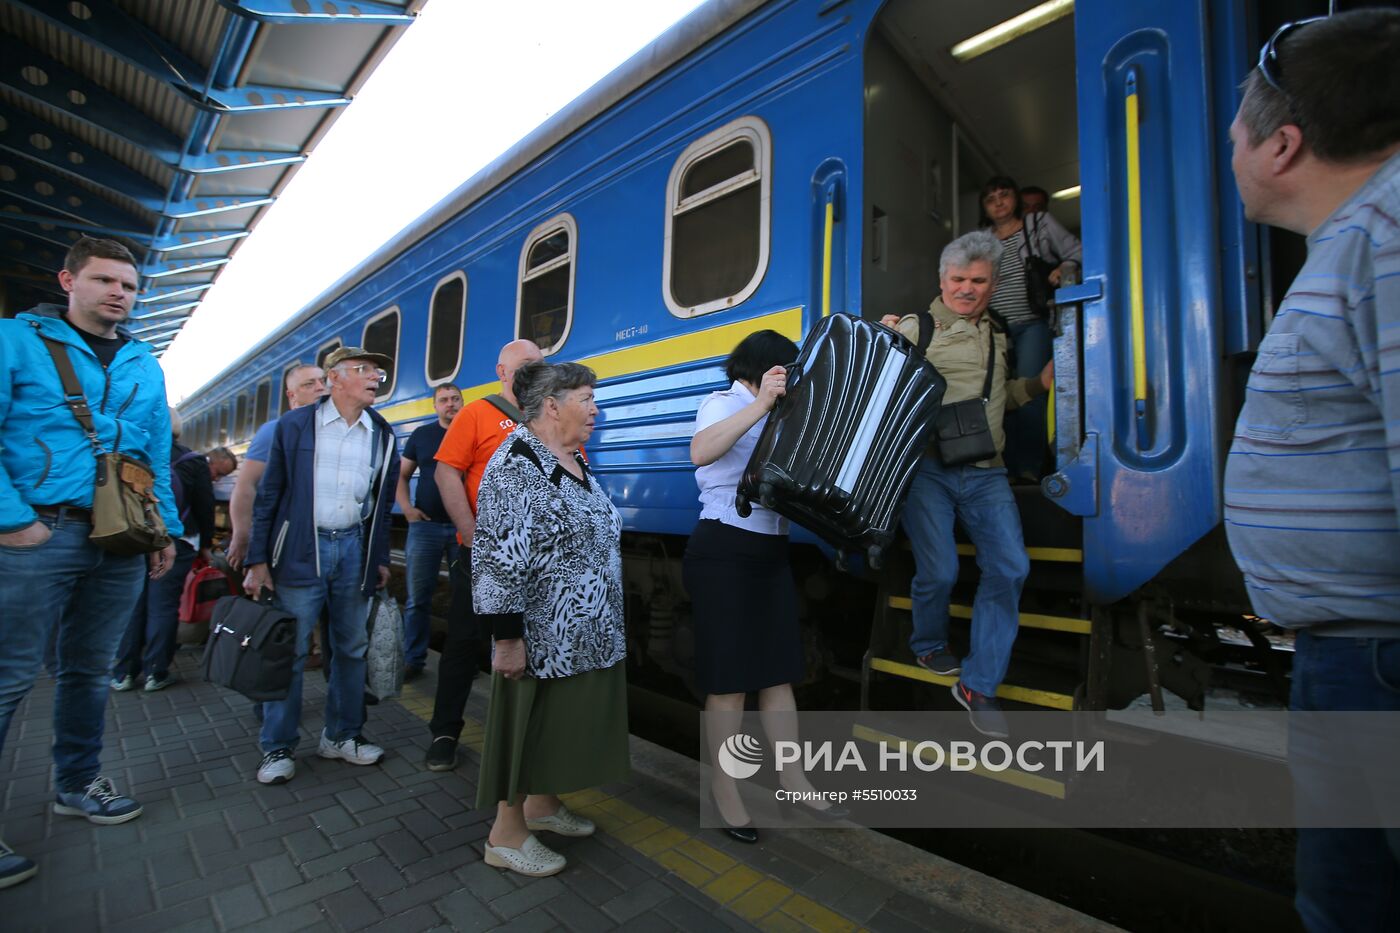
[902,456,1029,696]
[260,528,371,753]
[402,520,456,669]
[0,512,145,791]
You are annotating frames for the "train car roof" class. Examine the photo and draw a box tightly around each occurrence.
[1,0,426,355]
[183,0,770,407]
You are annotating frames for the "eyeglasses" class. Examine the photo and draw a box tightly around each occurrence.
[1257,16,1324,94]
[338,363,387,383]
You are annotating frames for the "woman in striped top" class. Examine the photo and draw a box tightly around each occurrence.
[980,176,1081,481]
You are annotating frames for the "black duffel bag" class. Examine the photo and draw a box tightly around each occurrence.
[202,595,298,701]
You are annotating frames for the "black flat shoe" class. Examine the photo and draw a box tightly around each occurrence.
[710,791,758,844]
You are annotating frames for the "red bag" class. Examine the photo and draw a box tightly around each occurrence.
[179,558,239,625]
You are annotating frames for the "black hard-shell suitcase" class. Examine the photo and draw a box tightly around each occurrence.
[736,313,946,568]
[202,595,298,701]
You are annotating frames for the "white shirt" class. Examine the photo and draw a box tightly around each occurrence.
[694,381,787,536]
[313,401,374,530]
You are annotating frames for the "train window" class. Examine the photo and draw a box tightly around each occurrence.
[664,116,771,317]
[253,379,271,430]
[217,406,229,446]
[427,272,466,385]
[362,307,400,400]
[316,340,341,371]
[516,213,577,356]
[233,394,250,443]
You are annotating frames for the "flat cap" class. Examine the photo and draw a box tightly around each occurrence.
[324,346,393,371]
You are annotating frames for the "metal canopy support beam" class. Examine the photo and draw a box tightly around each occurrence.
[0,105,168,212]
[0,161,151,238]
[0,211,152,243]
[219,0,416,25]
[137,283,215,304]
[0,36,183,161]
[21,0,353,114]
[129,301,201,321]
[180,150,306,175]
[161,195,274,220]
[149,230,249,253]
[127,318,189,337]
[143,256,230,279]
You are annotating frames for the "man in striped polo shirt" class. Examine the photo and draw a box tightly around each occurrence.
[1224,10,1399,931]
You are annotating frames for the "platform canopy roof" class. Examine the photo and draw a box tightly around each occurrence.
[0,0,425,354]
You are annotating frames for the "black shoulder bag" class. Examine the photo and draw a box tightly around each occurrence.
[484,393,524,424]
[931,327,999,467]
[1023,212,1059,318]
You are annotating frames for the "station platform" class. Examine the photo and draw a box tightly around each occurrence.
[1,648,1115,932]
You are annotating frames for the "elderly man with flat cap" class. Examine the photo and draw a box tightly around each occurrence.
[243,346,400,785]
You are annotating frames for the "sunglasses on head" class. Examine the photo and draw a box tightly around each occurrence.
[1257,16,1325,93]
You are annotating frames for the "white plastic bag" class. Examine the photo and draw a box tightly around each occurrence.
[365,592,405,699]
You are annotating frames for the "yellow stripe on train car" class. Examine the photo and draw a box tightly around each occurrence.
[378,306,805,423]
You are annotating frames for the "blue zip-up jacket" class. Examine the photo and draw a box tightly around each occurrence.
[247,398,398,597]
[0,304,181,537]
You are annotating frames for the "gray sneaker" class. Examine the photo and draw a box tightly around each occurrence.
[144,673,175,692]
[110,674,135,692]
[915,649,962,677]
[318,731,384,766]
[0,838,36,890]
[53,776,143,825]
[952,681,1009,738]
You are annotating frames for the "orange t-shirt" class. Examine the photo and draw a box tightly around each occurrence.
[434,398,517,523]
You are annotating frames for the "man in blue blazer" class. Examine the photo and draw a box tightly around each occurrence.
[244,346,400,785]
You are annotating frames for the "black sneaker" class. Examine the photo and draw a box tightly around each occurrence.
[425,736,457,772]
[915,649,962,676]
[952,681,1009,738]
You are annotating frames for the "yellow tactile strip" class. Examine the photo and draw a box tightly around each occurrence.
[394,682,870,932]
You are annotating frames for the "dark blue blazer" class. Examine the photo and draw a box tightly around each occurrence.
[247,398,399,597]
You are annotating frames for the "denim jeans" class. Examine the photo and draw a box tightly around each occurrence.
[403,520,456,669]
[901,456,1029,696]
[1289,630,1400,933]
[0,512,145,791]
[260,528,371,753]
[1003,318,1052,479]
[429,544,479,739]
[114,539,197,680]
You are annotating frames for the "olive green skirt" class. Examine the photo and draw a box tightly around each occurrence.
[475,662,630,808]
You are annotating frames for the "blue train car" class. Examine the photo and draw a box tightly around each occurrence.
[179,0,1286,711]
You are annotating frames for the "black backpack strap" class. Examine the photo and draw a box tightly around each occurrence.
[485,393,524,424]
[914,309,936,355]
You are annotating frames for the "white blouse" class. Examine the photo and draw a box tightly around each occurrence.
[694,381,788,536]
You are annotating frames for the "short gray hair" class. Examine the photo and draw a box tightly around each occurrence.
[513,360,597,423]
[939,230,1004,284]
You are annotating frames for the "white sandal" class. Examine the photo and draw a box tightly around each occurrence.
[525,803,595,838]
[483,834,566,877]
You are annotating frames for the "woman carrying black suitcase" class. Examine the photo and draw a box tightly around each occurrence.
[683,330,845,842]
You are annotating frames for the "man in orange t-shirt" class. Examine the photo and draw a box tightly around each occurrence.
[422,338,543,771]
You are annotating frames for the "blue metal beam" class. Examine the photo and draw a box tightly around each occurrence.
[0,105,168,212]
[217,0,417,25]
[0,211,152,243]
[161,195,275,220]
[0,161,151,235]
[129,301,201,321]
[137,283,214,304]
[0,231,69,278]
[142,256,229,279]
[150,230,249,254]
[0,36,183,161]
[180,150,307,175]
[127,319,189,338]
[19,0,352,114]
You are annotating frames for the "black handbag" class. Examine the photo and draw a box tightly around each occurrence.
[932,327,999,466]
[1023,212,1059,318]
[202,594,298,701]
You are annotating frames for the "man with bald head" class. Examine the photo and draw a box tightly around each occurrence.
[423,338,543,771]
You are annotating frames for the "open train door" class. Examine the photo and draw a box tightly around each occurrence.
[1047,0,1239,605]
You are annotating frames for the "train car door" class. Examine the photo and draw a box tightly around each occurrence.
[1050,0,1234,604]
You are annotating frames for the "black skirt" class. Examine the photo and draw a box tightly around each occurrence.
[682,519,804,696]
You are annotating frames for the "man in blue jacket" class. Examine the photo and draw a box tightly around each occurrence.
[0,237,181,890]
[244,347,399,785]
